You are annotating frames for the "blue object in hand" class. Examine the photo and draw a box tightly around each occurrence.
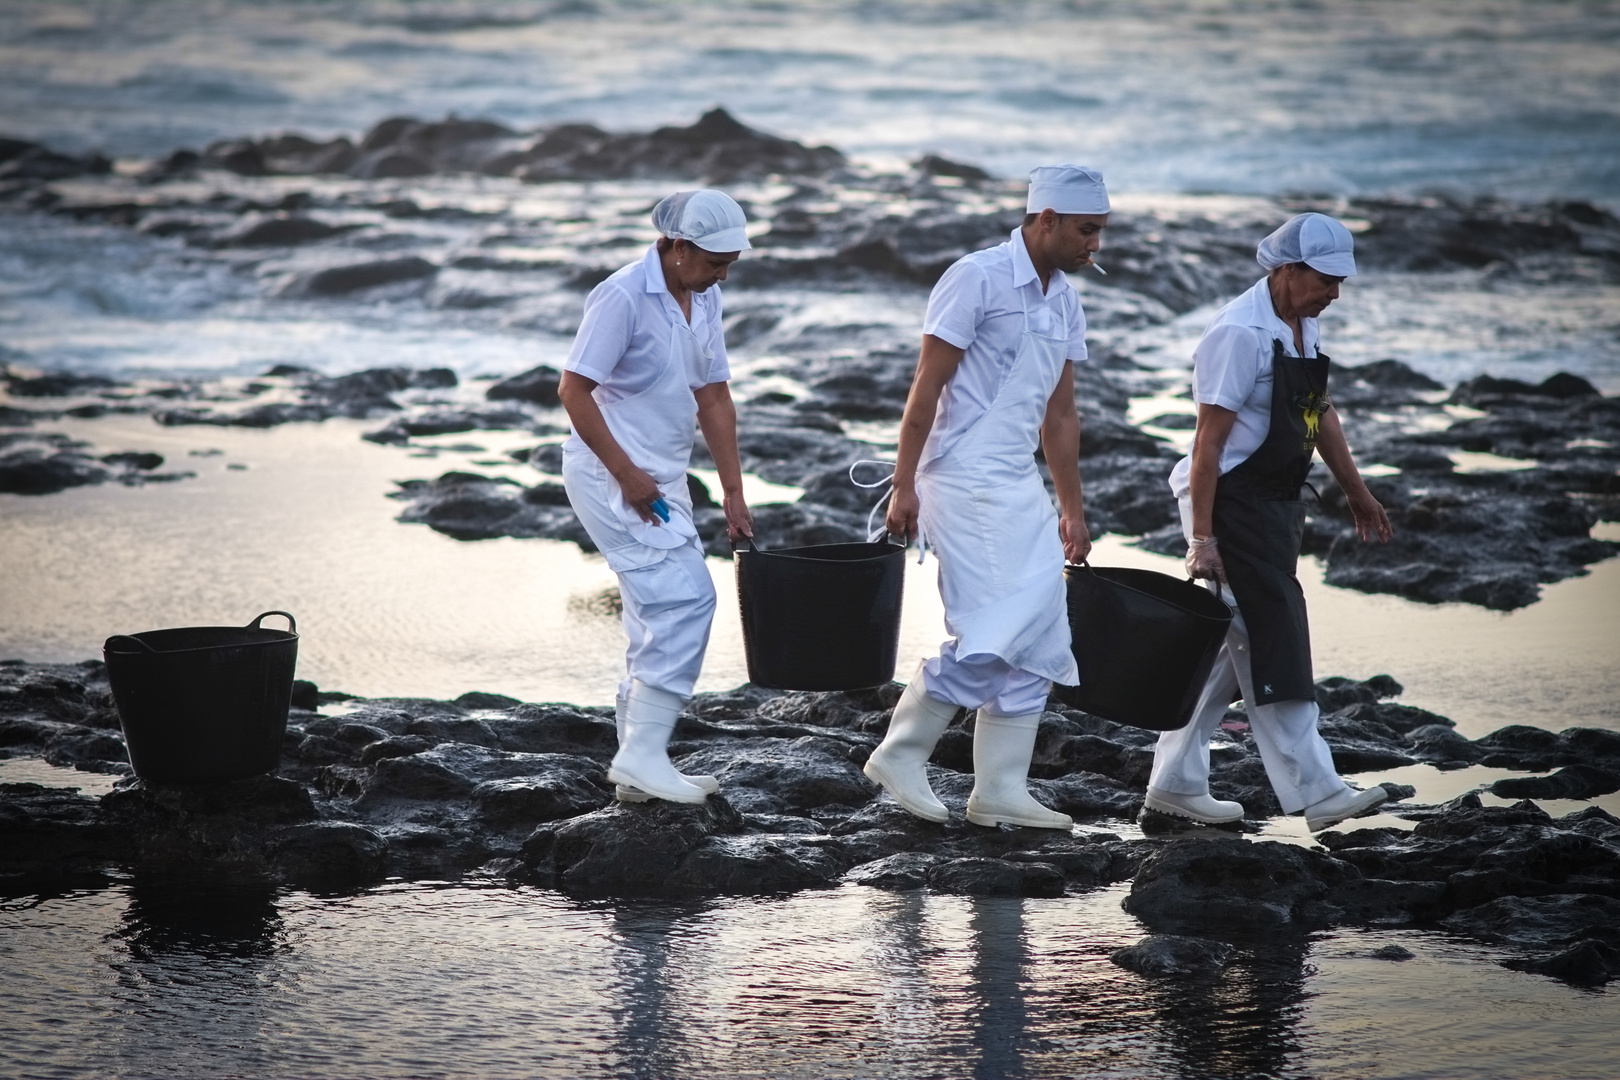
[650,497,670,523]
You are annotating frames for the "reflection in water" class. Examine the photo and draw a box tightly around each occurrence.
[116,874,284,963]
[605,898,714,1079]
[109,874,287,1078]
[966,897,1030,1080]
[2,882,1614,1079]
[1147,936,1314,1080]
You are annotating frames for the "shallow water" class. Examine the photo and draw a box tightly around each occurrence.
[2,877,1616,1080]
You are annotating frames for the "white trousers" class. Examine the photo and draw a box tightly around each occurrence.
[1149,495,1346,814]
[1147,596,1345,814]
[612,539,716,699]
[919,641,1051,716]
[562,450,715,699]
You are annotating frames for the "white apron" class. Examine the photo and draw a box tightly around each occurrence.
[563,316,713,572]
[916,293,1079,686]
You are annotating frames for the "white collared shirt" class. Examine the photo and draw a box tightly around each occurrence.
[1168,276,1322,498]
[920,228,1088,461]
[563,243,730,404]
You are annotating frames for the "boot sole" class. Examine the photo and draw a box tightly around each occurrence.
[965,808,1072,830]
[607,767,707,805]
[1141,793,1244,825]
[862,757,949,823]
[1307,788,1389,832]
[617,777,720,802]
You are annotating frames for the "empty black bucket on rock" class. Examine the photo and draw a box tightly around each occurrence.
[736,539,905,691]
[104,611,299,784]
[1053,566,1232,731]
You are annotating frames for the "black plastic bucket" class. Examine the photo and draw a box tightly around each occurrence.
[103,611,299,784]
[736,539,905,691]
[1053,566,1232,731]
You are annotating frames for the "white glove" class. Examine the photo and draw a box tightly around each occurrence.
[1185,536,1226,582]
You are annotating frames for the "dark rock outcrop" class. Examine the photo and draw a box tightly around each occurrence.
[5,659,1618,979]
[1111,935,1235,979]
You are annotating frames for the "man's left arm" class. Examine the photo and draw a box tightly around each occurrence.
[1316,406,1393,543]
[1042,361,1091,564]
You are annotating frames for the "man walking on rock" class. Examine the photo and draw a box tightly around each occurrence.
[864,164,1106,829]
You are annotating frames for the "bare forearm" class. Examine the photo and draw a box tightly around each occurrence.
[695,389,744,497]
[1188,403,1238,538]
[892,389,940,490]
[1042,407,1086,520]
[1188,453,1220,538]
[1316,408,1369,496]
[893,336,962,489]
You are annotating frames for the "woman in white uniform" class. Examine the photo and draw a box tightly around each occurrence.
[864,164,1105,830]
[1146,213,1396,833]
[558,190,755,805]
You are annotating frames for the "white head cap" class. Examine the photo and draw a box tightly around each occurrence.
[1026,164,1110,215]
[1256,212,1357,277]
[651,189,751,253]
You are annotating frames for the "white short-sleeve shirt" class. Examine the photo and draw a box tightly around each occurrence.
[1168,277,1321,499]
[563,243,730,406]
[920,228,1088,465]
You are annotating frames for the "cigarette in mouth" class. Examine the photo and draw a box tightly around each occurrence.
[1087,261,1107,276]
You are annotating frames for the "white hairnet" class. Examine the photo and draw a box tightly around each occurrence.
[651,189,751,253]
[1256,212,1357,277]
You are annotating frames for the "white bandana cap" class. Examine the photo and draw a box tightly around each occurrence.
[651,189,751,252]
[1256,212,1357,277]
[1025,164,1110,215]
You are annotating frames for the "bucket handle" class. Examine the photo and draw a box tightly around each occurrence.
[249,610,297,634]
[104,634,155,653]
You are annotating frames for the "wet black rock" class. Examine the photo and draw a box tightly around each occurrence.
[1504,938,1620,987]
[213,213,356,247]
[0,431,192,495]
[154,365,460,428]
[1490,765,1620,801]
[520,798,749,893]
[1124,838,1361,933]
[186,109,844,185]
[927,856,1067,897]
[1111,935,1235,979]
[362,406,533,444]
[1440,894,1620,951]
[282,255,438,297]
[390,471,590,544]
[4,657,1618,970]
[265,820,388,889]
[486,364,562,407]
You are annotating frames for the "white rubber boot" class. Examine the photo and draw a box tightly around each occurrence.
[607,681,707,804]
[1304,785,1388,832]
[965,709,1072,830]
[1143,786,1246,824]
[614,688,718,803]
[863,678,957,823]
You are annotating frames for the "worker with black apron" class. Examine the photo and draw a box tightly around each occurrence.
[1147,213,1396,833]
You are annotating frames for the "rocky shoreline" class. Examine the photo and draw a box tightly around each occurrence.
[4,110,1618,609]
[4,110,1619,991]
[3,659,1618,987]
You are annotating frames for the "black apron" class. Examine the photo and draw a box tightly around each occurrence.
[1212,338,1330,705]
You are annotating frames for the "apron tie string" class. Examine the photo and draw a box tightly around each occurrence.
[849,459,929,562]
